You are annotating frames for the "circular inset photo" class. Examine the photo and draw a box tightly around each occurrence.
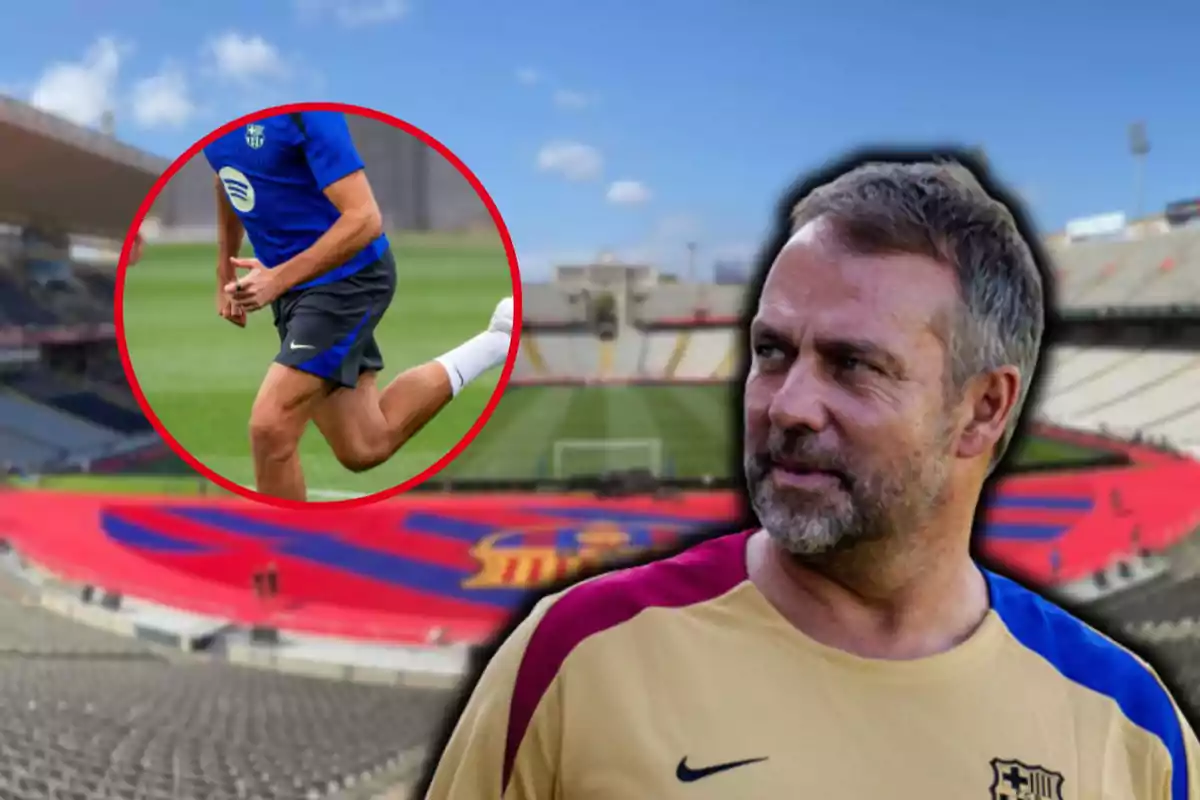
[117,102,521,508]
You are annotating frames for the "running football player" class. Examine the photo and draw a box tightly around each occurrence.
[204,110,512,501]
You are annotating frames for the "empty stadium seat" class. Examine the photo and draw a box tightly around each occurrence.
[0,428,63,469]
[0,581,453,800]
[1034,347,1200,450]
[0,390,122,453]
[1055,225,1200,308]
[633,285,743,325]
[7,372,150,434]
[0,271,57,326]
[1087,574,1200,627]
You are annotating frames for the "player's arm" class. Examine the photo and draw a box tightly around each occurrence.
[423,601,562,800]
[268,112,383,292]
[215,174,245,284]
[214,175,248,325]
[268,171,382,291]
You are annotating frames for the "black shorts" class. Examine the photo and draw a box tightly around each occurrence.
[270,249,396,389]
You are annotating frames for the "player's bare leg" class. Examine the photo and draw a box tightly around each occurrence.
[248,363,328,501]
[312,366,452,472]
[312,297,513,472]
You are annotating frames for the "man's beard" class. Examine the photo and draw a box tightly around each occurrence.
[744,424,953,558]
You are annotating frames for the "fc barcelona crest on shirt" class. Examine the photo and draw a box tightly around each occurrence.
[989,758,1064,800]
[245,124,265,149]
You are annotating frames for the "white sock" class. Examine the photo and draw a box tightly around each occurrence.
[435,331,509,396]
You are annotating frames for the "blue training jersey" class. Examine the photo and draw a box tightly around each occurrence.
[203,111,389,290]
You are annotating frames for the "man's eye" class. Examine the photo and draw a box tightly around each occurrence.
[754,343,784,360]
[833,355,874,373]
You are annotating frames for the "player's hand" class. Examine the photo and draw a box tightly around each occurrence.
[224,257,284,312]
[215,287,247,328]
[127,232,144,267]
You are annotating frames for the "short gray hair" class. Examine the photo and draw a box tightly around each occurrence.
[790,160,1045,471]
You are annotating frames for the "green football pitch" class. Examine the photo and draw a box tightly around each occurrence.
[446,383,1122,482]
[120,238,512,498]
[33,380,1119,497]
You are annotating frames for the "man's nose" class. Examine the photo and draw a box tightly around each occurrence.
[768,360,830,434]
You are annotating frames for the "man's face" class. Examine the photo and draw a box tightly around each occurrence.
[744,219,962,558]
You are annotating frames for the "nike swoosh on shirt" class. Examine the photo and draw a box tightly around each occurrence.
[289,342,316,351]
[676,756,768,782]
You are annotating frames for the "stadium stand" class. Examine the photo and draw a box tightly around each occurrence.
[0,428,63,469]
[0,390,121,453]
[1083,536,1200,721]
[673,329,735,379]
[1151,639,1200,721]
[1036,346,1200,452]
[1052,223,1200,308]
[5,369,151,434]
[0,98,165,474]
[531,333,601,377]
[521,284,587,326]
[631,284,742,324]
[0,575,152,658]
[517,204,1200,452]
[0,273,58,327]
[0,571,450,800]
[1089,573,1200,630]
[1085,519,1200,627]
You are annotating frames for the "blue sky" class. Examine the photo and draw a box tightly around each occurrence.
[1,0,1198,278]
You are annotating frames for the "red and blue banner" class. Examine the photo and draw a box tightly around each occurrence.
[3,455,1198,644]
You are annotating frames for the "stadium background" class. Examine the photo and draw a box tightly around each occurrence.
[0,96,1198,799]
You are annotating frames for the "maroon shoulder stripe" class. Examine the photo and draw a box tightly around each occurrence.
[501,530,751,792]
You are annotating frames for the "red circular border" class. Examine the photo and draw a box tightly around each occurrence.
[114,101,524,510]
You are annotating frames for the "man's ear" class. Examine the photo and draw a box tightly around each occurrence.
[955,366,1021,461]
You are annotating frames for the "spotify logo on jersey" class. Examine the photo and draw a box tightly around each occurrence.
[219,166,256,213]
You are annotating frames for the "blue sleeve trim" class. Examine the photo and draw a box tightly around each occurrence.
[986,570,1190,800]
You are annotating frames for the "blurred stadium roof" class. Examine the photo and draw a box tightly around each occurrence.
[0,96,166,239]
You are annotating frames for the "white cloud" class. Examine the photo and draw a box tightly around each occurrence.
[131,65,195,129]
[536,141,603,182]
[206,32,288,84]
[516,67,541,86]
[607,180,651,205]
[296,0,409,27]
[552,89,593,110]
[29,36,123,127]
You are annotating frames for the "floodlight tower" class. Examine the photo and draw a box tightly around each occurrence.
[1129,122,1150,219]
[686,241,697,283]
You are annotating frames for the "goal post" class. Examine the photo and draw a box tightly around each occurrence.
[551,438,663,479]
